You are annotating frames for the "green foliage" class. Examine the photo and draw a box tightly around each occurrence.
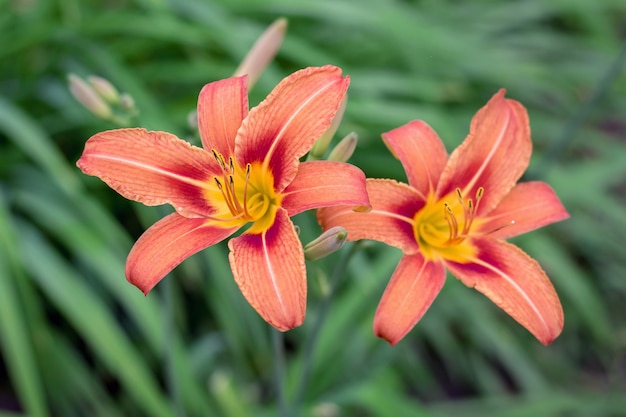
[1,0,625,415]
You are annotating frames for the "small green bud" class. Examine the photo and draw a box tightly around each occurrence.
[233,18,288,89]
[304,226,348,261]
[68,73,112,119]
[309,96,347,160]
[119,93,136,112]
[327,131,357,162]
[187,110,199,130]
[88,76,120,103]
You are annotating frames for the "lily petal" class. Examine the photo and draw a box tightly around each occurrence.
[228,208,306,331]
[437,89,531,214]
[235,65,349,192]
[478,181,569,240]
[281,161,369,216]
[382,120,448,198]
[445,239,564,345]
[126,213,237,294]
[317,179,422,254]
[197,76,248,156]
[77,128,220,217]
[374,254,446,346]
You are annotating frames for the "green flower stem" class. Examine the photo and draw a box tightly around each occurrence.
[293,242,359,410]
[272,328,290,417]
[163,277,186,417]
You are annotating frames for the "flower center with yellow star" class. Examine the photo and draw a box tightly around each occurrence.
[413,187,484,262]
[205,150,282,234]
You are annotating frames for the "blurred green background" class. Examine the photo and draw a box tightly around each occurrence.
[1,0,625,416]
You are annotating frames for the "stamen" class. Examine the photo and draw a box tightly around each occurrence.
[229,175,246,215]
[487,220,515,235]
[203,211,247,223]
[214,177,237,215]
[210,160,271,225]
[455,187,471,234]
[462,199,474,235]
[474,187,484,214]
[212,149,227,171]
[463,186,484,234]
[455,188,463,203]
[444,203,458,241]
[442,187,487,244]
[242,163,251,217]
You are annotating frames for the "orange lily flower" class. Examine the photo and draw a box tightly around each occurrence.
[318,89,569,345]
[77,66,369,331]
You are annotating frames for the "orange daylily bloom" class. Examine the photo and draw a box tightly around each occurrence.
[318,89,569,346]
[78,66,369,331]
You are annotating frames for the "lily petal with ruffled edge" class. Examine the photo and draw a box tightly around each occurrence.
[478,182,570,240]
[235,65,350,191]
[197,76,248,156]
[281,160,368,216]
[228,209,306,330]
[382,120,448,198]
[127,213,238,294]
[373,254,446,345]
[446,239,564,345]
[318,179,422,255]
[77,128,221,217]
[437,89,531,214]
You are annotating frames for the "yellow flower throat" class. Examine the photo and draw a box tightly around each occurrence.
[205,150,281,234]
[413,187,484,262]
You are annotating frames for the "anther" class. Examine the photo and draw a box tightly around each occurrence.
[462,199,474,235]
[444,203,459,241]
[212,149,227,171]
[229,175,246,214]
[456,188,463,204]
[473,187,484,217]
[214,177,237,215]
[242,163,252,217]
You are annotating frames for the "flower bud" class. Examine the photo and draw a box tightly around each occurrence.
[119,93,136,112]
[233,18,288,89]
[68,73,112,119]
[313,402,340,417]
[309,96,347,160]
[327,131,357,162]
[187,110,199,130]
[304,226,348,261]
[88,76,120,103]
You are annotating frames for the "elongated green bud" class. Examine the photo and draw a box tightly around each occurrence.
[327,132,357,162]
[304,226,348,261]
[68,73,112,119]
[309,96,347,160]
[233,18,288,88]
[88,76,120,103]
